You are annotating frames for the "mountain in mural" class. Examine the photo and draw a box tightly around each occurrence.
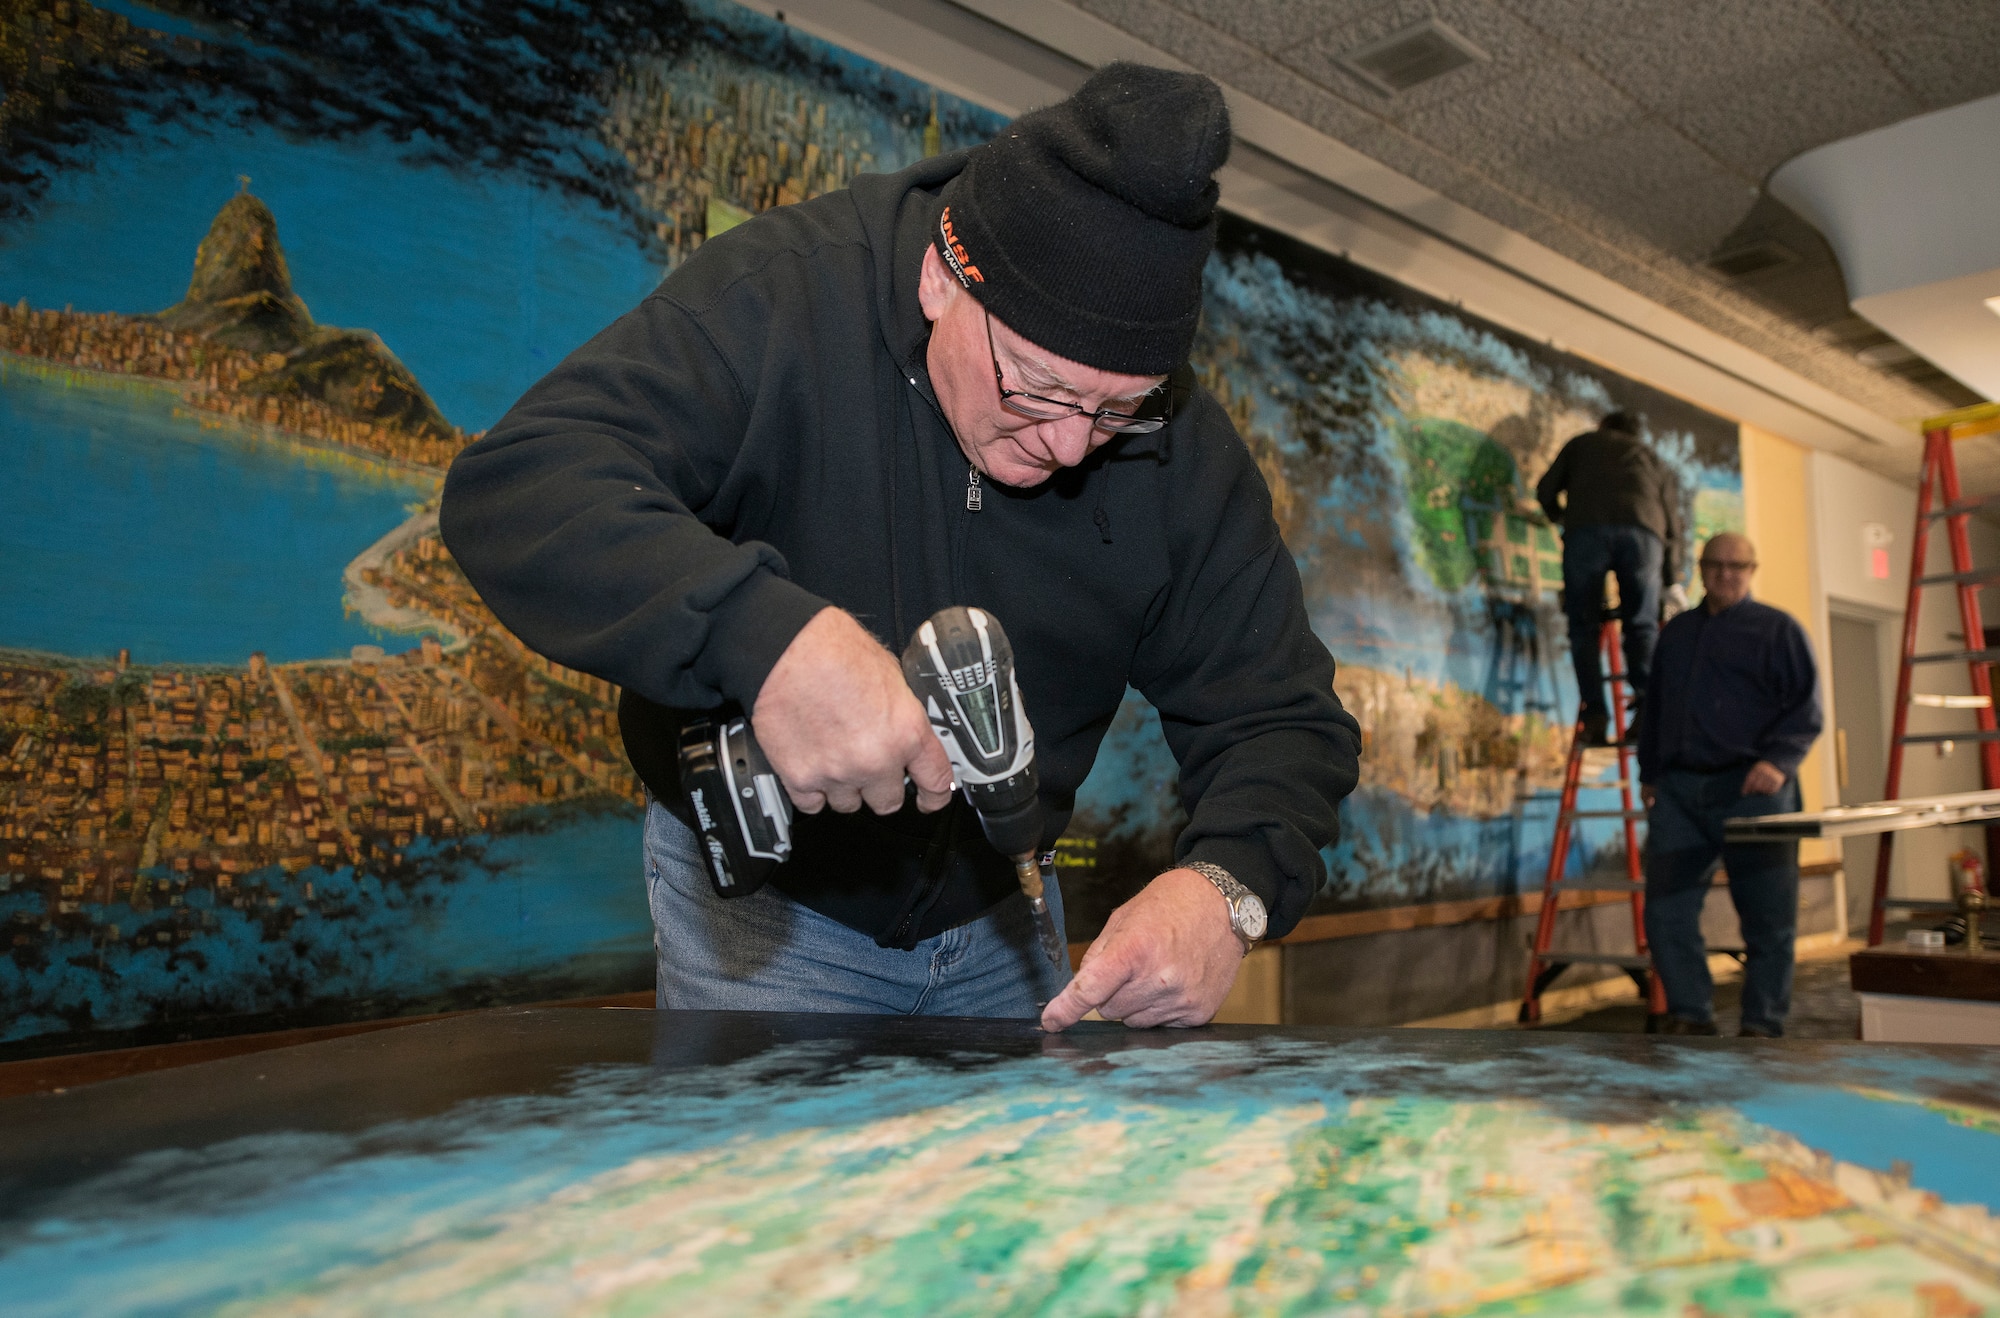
[0,188,467,468]
[156,189,457,443]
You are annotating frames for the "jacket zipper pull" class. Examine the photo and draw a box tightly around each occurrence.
[965,466,982,512]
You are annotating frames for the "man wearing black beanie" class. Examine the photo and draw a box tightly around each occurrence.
[442,63,1361,1032]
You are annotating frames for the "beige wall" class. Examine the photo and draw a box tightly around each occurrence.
[1738,424,1840,869]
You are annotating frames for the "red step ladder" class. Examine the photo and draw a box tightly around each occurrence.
[1519,618,1667,1025]
[1867,402,2000,945]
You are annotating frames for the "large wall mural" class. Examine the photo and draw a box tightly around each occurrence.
[0,0,1738,1052]
[1061,220,1741,931]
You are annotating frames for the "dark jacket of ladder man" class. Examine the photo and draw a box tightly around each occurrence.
[1535,425,1685,584]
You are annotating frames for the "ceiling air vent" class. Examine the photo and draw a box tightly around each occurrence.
[1706,241,1796,280]
[1338,20,1488,95]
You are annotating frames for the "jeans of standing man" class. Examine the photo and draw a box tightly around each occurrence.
[1560,523,1664,717]
[1643,765,1803,1034]
[642,799,1073,1018]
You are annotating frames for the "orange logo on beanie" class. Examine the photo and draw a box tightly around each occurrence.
[938,206,984,285]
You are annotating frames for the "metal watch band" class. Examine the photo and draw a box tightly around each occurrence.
[1184,860,1262,950]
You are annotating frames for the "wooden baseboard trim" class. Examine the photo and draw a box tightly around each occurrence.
[0,992,655,1100]
[1399,933,1860,1030]
[1277,890,1631,945]
[1274,863,1847,948]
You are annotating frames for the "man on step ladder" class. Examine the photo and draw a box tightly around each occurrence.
[1537,410,1687,747]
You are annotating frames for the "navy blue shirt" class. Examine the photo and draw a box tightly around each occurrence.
[1638,595,1822,782]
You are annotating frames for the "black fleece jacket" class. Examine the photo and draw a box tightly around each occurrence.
[1535,428,1685,582]
[440,152,1361,947]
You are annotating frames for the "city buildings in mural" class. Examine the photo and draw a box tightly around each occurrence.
[1,0,1740,1044]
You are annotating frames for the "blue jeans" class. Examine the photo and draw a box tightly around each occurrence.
[1562,524,1663,716]
[642,800,1073,1017]
[1643,766,1802,1034]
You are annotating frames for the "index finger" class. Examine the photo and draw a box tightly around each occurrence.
[907,730,956,814]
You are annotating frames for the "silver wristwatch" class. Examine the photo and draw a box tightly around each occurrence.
[1186,861,1267,951]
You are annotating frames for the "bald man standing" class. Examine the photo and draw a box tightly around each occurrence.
[1637,533,1822,1037]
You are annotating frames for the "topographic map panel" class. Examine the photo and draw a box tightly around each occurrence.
[3,1012,1995,1316]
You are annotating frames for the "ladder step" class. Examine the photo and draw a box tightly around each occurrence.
[1566,809,1648,820]
[1535,950,1655,968]
[1883,899,1961,912]
[1918,569,2000,587]
[1545,880,1642,892]
[1896,731,2000,744]
[1925,495,2000,521]
[1516,785,1632,801]
[1911,648,2000,664]
[1909,693,1992,709]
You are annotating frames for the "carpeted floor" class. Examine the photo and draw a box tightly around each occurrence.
[1536,952,1860,1039]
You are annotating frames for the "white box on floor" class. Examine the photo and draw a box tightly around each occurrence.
[1857,991,2000,1044]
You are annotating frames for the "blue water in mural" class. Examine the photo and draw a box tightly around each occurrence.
[1741,1086,2000,1213]
[0,366,434,665]
[0,809,647,1043]
[0,122,662,432]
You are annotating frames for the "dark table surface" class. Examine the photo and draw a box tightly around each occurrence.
[7,1007,2000,1211]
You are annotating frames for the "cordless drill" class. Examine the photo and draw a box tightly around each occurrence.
[675,606,1065,967]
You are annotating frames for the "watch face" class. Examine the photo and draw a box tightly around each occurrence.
[1235,894,1268,942]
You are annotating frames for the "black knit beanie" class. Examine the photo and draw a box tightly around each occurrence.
[934,62,1231,376]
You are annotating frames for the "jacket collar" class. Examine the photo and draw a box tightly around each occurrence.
[850,150,966,374]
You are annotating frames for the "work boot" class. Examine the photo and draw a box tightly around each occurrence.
[1659,1016,1719,1036]
[1581,707,1610,747]
[1737,1023,1780,1039]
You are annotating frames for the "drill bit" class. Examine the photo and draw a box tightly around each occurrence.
[1012,853,1067,968]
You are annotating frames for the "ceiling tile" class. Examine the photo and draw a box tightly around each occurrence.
[1665,51,1922,176]
[1396,60,1643,169]
[1815,0,2000,109]
[1161,0,1394,58]
[1615,180,1762,256]
[1506,0,1851,109]
[1075,0,1276,88]
[1512,118,1732,204]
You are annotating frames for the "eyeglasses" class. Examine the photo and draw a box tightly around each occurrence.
[984,310,1166,434]
[1699,559,1757,573]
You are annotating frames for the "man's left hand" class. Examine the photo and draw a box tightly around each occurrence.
[1742,760,1786,796]
[1040,868,1245,1032]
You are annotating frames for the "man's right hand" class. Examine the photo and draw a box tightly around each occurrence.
[752,607,956,815]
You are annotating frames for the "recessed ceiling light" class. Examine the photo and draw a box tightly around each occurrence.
[1338,20,1489,95]
[1986,295,2000,320]
[1856,340,1918,367]
[1707,242,1796,280]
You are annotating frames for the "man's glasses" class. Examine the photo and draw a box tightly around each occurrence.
[1699,559,1757,574]
[985,310,1166,435]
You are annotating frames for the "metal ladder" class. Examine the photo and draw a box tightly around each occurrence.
[1867,402,2000,945]
[1518,618,1667,1025]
